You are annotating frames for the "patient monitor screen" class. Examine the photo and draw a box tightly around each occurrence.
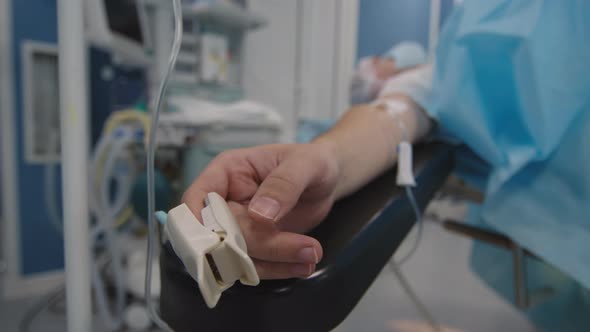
[104,0,143,44]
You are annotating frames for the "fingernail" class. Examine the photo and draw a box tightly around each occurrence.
[249,197,280,221]
[298,247,318,264]
[292,264,312,277]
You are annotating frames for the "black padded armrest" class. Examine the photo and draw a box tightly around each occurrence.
[160,143,455,332]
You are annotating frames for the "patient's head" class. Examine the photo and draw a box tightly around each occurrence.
[350,41,427,104]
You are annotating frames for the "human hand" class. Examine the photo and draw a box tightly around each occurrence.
[182,143,340,279]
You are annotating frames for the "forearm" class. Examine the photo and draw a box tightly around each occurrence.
[313,94,432,199]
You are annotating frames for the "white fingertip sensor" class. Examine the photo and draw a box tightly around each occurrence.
[163,192,259,308]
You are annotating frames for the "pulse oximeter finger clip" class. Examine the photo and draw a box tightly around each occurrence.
[163,192,259,308]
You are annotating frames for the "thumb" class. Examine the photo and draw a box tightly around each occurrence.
[248,156,317,222]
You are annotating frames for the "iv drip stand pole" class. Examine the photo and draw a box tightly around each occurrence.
[57,0,93,330]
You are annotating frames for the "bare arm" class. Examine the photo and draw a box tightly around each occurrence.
[182,79,432,279]
[314,93,432,199]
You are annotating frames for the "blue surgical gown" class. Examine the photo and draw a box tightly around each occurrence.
[421,1,590,330]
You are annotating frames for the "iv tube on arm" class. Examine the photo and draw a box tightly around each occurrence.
[372,95,440,331]
[313,93,431,200]
[145,0,183,331]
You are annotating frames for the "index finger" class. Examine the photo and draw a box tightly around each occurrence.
[181,158,230,221]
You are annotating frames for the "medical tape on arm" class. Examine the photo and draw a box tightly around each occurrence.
[371,98,415,186]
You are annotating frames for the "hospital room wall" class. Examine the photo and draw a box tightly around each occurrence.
[243,1,299,141]
[10,0,65,276]
[356,0,454,59]
[297,1,358,121]
[243,0,456,133]
[243,0,358,140]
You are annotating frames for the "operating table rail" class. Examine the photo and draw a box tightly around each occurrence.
[160,143,455,332]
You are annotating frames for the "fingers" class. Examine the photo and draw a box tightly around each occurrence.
[229,202,322,279]
[248,162,308,222]
[181,147,277,220]
[248,149,331,223]
[252,259,316,280]
[246,229,323,265]
[179,145,333,281]
[181,159,229,220]
[276,198,334,233]
[231,201,323,265]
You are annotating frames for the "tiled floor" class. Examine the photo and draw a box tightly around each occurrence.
[1,201,535,332]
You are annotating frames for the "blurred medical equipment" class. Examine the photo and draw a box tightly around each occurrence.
[18,285,66,332]
[166,1,266,106]
[89,119,145,330]
[12,0,276,328]
[32,109,154,331]
[48,42,279,332]
[161,96,282,187]
[2,5,151,332]
[3,0,149,302]
[85,0,152,67]
[63,1,280,328]
[118,2,277,327]
[85,0,266,98]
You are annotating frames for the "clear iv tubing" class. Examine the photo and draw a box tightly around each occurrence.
[89,127,136,232]
[45,128,130,330]
[93,132,136,331]
[396,186,424,265]
[393,119,424,265]
[389,185,440,332]
[389,120,439,332]
[389,261,441,332]
[89,131,132,331]
[99,133,135,219]
[89,127,135,227]
[145,0,182,330]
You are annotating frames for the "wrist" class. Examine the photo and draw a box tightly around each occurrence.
[309,136,346,199]
[310,135,339,167]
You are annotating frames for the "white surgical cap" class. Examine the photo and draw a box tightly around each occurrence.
[383,41,427,70]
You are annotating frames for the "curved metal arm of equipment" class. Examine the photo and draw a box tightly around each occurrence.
[160,143,455,332]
